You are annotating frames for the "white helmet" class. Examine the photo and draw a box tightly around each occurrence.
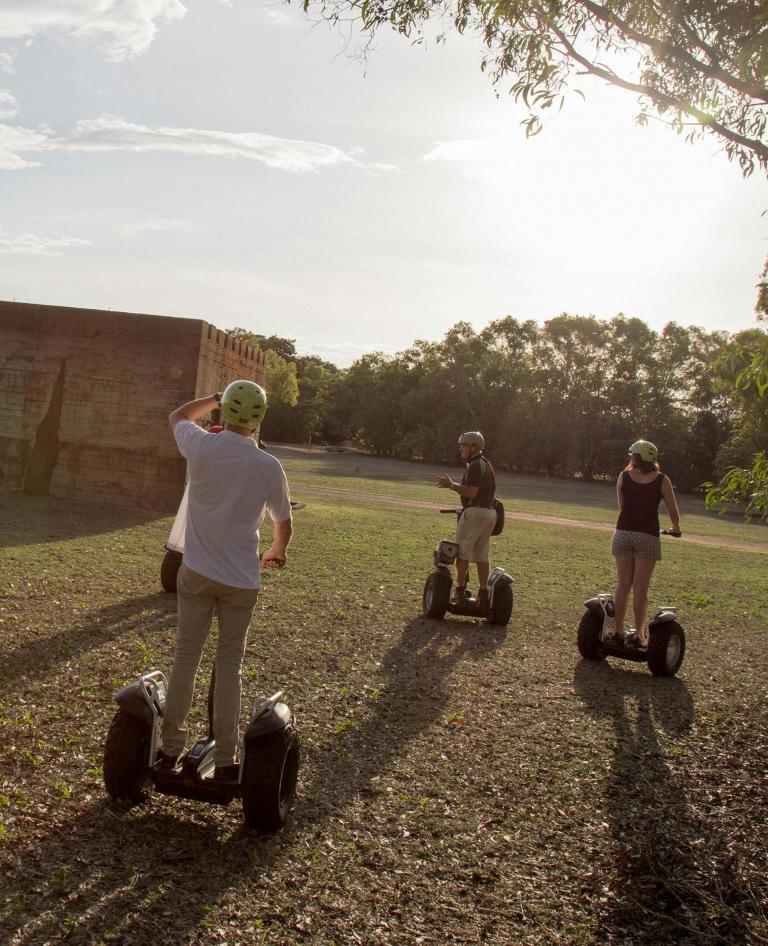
[458,431,484,449]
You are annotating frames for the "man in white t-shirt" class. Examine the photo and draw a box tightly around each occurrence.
[159,380,293,782]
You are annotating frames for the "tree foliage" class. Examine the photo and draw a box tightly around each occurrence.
[306,0,768,174]
[703,451,768,521]
[311,314,744,491]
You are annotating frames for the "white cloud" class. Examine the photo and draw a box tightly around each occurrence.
[368,162,402,174]
[0,121,48,169]
[0,48,19,73]
[423,138,501,163]
[50,115,365,173]
[0,228,91,255]
[0,90,18,119]
[0,112,387,174]
[115,216,202,237]
[0,1,188,61]
[262,7,294,28]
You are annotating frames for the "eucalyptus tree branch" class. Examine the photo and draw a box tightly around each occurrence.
[580,0,768,103]
[544,17,768,166]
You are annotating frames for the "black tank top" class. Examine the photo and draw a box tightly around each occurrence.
[616,472,664,536]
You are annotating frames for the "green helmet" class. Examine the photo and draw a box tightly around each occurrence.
[628,439,658,462]
[220,380,267,429]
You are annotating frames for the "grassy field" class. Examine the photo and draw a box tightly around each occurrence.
[0,452,766,946]
[278,445,768,546]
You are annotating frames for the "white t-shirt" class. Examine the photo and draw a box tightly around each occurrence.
[173,421,292,589]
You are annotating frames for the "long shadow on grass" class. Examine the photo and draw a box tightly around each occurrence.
[299,616,506,823]
[0,592,176,691]
[0,616,504,946]
[0,490,166,547]
[0,807,274,946]
[574,661,753,945]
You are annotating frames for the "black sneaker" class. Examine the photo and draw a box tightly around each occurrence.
[155,752,179,772]
[477,588,490,608]
[450,586,467,605]
[210,763,240,783]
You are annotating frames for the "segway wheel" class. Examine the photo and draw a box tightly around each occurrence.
[160,549,183,594]
[577,610,605,661]
[241,727,300,832]
[422,572,450,619]
[103,709,152,804]
[647,621,686,677]
[487,582,513,626]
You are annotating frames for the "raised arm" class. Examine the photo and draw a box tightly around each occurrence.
[169,393,220,429]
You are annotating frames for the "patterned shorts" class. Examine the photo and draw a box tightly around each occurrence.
[611,529,662,562]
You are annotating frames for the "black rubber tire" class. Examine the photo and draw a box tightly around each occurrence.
[647,620,686,677]
[422,572,450,619]
[487,582,513,625]
[242,727,300,832]
[161,550,183,594]
[577,610,605,661]
[103,708,152,804]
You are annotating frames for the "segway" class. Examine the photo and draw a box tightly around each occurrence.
[422,510,514,625]
[576,530,686,677]
[103,665,300,831]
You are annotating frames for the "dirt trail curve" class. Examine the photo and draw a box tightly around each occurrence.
[294,485,767,554]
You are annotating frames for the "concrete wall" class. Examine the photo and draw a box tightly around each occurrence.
[0,301,266,511]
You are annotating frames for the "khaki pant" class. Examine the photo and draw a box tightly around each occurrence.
[455,506,497,563]
[161,565,259,767]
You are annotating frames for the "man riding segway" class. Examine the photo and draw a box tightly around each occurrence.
[159,380,293,781]
[435,431,498,607]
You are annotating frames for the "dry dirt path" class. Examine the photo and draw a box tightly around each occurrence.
[294,484,767,554]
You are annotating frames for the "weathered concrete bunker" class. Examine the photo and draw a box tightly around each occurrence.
[0,301,266,511]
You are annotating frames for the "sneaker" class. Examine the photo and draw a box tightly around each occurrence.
[450,586,467,605]
[210,763,240,783]
[624,629,641,647]
[155,752,180,772]
[477,588,490,608]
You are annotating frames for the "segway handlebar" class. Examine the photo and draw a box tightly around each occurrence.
[661,528,682,537]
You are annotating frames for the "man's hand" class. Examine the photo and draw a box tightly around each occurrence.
[169,394,221,428]
[435,474,455,490]
[261,550,286,569]
[261,518,292,568]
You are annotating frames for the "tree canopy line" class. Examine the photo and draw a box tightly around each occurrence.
[229,315,768,498]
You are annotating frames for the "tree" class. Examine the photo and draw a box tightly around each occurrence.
[264,349,300,408]
[306,0,768,175]
[228,328,297,362]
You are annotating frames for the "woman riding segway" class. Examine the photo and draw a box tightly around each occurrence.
[606,439,681,646]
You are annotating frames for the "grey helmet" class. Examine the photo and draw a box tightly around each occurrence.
[458,431,484,450]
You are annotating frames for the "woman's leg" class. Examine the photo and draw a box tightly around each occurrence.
[630,558,657,643]
[613,555,635,634]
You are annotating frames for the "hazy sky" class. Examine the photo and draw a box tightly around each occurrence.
[1,0,765,365]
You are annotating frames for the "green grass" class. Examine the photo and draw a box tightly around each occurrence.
[0,456,766,946]
[275,445,768,546]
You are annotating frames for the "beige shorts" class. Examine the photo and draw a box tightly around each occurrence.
[456,506,497,563]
